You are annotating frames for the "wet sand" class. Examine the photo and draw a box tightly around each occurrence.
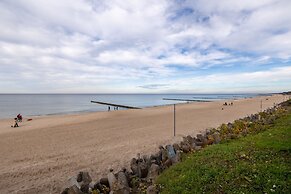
[0,94,287,193]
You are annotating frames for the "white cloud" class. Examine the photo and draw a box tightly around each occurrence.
[0,0,290,93]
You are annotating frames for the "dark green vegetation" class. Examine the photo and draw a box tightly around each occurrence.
[157,101,291,194]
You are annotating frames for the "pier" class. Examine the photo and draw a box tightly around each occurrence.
[163,98,210,102]
[91,100,141,109]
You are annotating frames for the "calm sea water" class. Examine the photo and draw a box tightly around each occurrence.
[0,94,258,119]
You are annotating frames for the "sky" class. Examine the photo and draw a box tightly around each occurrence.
[0,0,291,94]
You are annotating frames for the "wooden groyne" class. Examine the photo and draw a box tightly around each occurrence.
[163,98,210,102]
[91,100,141,109]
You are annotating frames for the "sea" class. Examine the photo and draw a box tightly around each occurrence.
[0,94,260,119]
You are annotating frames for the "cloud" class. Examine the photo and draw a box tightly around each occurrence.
[0,0,290,93]
[139,84,169,89]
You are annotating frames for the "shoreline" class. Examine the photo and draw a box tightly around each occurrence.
[0,94,288,193]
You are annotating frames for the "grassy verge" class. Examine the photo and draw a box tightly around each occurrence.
[157,105,291,193]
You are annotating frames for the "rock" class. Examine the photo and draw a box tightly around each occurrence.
[196,134,208,146]
[77,172,83,182]
[67,176,80,189]
[117,171,129,187]
[81,172,92,185]
[61,188,69,194]
[166,145,176,159]
[205,128,212,135]
[154,151,162,165]
[196,133,204,141]
[206,135,214,145]
[147,163,160,182]
[80,184,89,193]
[171,150,181,164]
[147,185,157,194]
[99,177,110,187]
[159,146,168,163]
[89,182,94,189]
[138,161,148,178]
[193,145,202,151]
[193,139,203,146]
[108,169,117,190]
[213,132,221,144]
[94,182,109,194]
[68,185,84,194]
[181,143,191,153]
[164,158,172,168]
[186,135,193,144]
[172,143,180,152]
[93,181,101,190]
[110,187,130,194]
[227,122,233,129]
[130,158,138,175]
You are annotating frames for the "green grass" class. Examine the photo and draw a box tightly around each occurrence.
[157,110,291,193]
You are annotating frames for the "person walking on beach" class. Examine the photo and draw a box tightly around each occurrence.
[108,106,111,111]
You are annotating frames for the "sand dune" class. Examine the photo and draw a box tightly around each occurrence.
[0,94,287,193]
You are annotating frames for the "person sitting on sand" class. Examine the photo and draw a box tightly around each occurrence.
[11,118,19,128]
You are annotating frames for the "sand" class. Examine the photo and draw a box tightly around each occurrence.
[0,94,288,193]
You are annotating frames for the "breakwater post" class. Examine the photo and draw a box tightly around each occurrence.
[174,104,176,136]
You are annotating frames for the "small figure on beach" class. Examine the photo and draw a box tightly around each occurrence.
[108,106,111,111]
[17,113,22,122]
[11,118,19,128]
[223,102,228,106]
[231,102,233,106]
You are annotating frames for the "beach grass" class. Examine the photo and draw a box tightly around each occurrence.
[157,102,291,193]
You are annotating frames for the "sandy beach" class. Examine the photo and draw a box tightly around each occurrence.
[0,94,287,194]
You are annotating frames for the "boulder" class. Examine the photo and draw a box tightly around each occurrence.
[213,132,221,144]
[110,187,130,194]
[147,163,160,182]
[186,135,194,144]
[108,169,117,190]
[67,185,84,194]
[193,139,203,146]
[80,172,92,185]
[171,150,181,164]
[197,134,208,146]
[117,171,129,187]
[67,176,80,189]
[80,184,89,193]
[130,158,138,175]
[172,143,180,152]
[206,135,214,145]
[161,148,168,163]
[147,185,157,194]
[196,133,204,141]
[165,145,176,159]
[181,143,191,153]
[77,172,83,182]
[61,188,69,194]
[138,161,148,178]
[99,177,110,187]
[164,158,172,168]
[193,145,202,151]
[154,151,162,165]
